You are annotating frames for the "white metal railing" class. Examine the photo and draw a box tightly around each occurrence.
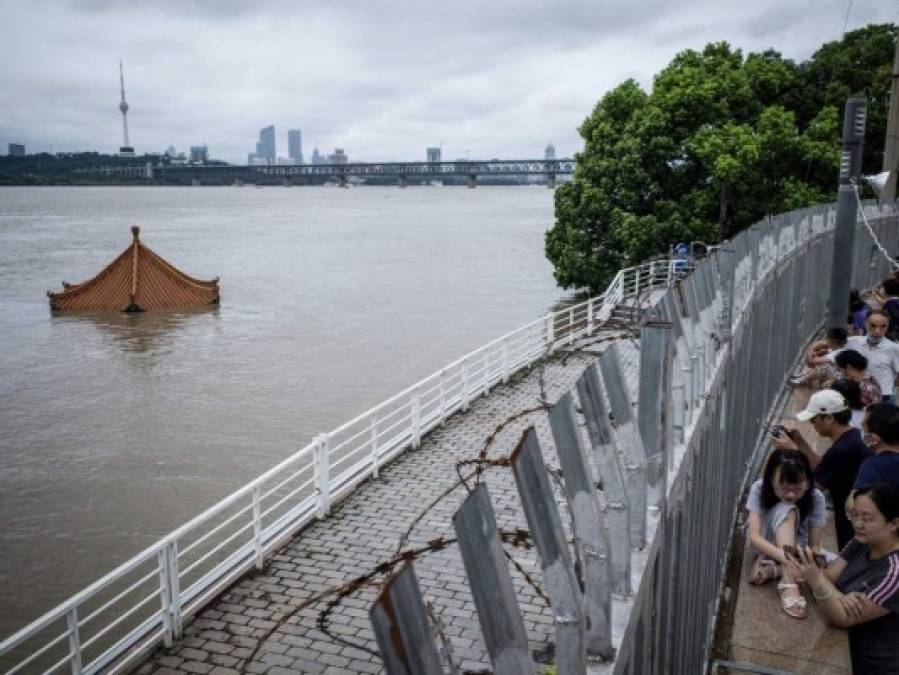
[0,256,683,675]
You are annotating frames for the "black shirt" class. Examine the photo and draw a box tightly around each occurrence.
[837,539,899,674]
[813,428,873,549]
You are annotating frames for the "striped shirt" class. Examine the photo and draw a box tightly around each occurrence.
[837,539,899,673]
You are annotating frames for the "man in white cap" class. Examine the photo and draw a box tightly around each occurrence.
[774,389,873,549]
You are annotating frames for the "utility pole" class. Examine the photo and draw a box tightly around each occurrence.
[882,35,899,202]
[827,98,867,329]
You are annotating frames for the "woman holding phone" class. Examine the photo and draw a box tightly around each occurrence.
[788,482,899,673]
[746,450,825,619]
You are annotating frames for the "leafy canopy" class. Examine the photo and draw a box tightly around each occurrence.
[546,24,897,292]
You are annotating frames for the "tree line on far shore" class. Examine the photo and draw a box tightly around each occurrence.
[546,24,898,293]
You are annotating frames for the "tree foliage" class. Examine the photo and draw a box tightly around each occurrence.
[546,24,897,292]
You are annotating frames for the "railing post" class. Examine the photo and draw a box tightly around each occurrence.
[439,370,447,424]
[587,299,595,336]
[66,608,82,675]
[157,549,173,648]
[546,312,555,351]
[252,486,264,569]
[370,414,380,478]
[314,434,331,518]
[166,541,183,638]
[411,387,422,448]
[462,362,470,412]
[634,267,641,298]
[568,306,575,345]
[501,339,510,383]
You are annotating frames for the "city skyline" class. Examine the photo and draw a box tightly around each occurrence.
[0,1,895,164]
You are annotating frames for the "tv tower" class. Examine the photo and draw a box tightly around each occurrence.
[117,60,135,157]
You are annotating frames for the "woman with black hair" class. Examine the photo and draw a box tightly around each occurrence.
[789,482,899,673]
[746,450,826,618]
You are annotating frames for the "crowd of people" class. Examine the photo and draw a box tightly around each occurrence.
[744,285,899,674]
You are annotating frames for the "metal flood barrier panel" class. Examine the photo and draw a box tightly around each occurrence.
[366,201,899,674]
[614,203,899,675]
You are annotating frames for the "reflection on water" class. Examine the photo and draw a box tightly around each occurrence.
[0,185,566,641]
[57,307,221,360]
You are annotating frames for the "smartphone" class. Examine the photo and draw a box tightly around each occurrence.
[770,425,787,438]
[783,545,827,567]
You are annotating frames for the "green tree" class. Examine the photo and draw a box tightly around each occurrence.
[546,25,897,292]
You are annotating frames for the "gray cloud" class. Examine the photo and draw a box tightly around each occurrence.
[0,0,894,163]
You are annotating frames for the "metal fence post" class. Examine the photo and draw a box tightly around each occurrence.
[511,428,586,674]
[314,434,331,518]
[549,393,615,659]
[166,541,183,638]
[252,486,264,569]
[638,322,674,489]
[157,549,173,648]
[568,306,575,345]
[546,313,555,351]
[66,608,82,675]
[599,344,648,548]
[576,364,632,596]
[452,484,535,674]
[439,370,447,424]
[502,339,510,383]
[411,386,422,448]
[462,362,470,412]
[370,414,380,478]
[370,563,443,675]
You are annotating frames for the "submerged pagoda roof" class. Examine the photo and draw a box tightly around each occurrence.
[47,227,220,312]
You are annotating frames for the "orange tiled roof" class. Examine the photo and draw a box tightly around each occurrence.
[47,227,220,312]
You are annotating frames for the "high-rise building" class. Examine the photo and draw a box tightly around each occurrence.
[288,129,303,164]
[189,144,208,163]
[427,146,441,163]
[327,148,348,164]
[8,143,25,156]
[311,148,323,165]
[544,142,556,161]
[255,125,275,164]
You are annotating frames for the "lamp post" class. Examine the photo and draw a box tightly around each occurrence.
[827,98,867,329]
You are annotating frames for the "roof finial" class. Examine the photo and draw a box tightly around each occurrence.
[131,225,140,242]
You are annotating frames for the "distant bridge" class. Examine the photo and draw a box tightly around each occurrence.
[83,158,576,187]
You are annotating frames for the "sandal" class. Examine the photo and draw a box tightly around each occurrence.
[777,582,807,619]
[749,558,781,585]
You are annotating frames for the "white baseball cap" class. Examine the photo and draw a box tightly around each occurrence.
[796,389,849,421]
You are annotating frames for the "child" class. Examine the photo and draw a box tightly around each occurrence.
[747,449,826,619]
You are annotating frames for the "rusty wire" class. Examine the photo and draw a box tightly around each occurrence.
[237,315,641,673]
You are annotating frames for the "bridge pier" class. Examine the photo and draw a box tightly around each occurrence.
[232,178,243,187]
[337,175,348,188]
[467,174,477,189]
[282,177,291,187]
[191,178,201,187]
[398,174,407,189]
[546,172,556,188]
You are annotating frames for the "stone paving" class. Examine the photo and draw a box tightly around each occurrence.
[135,334,642,675]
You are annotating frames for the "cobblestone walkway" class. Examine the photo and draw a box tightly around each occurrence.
[136,335,640,675]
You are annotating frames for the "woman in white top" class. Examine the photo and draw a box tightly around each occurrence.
[747,449,826,619]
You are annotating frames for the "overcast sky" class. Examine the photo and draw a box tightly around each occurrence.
[0,1,896,163]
